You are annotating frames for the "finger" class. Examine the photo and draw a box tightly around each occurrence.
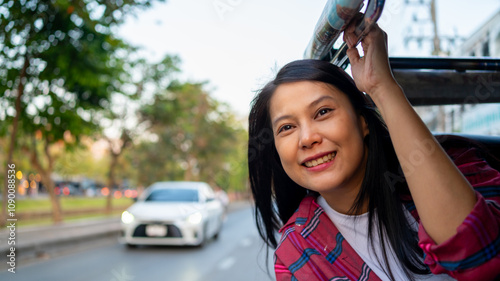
[343,26,354,48]
[343,13,364,48]
[345,13,363,34]
[343,31,356,48]
[346,46,361,65]
[358,23,384,55]
[359,23,381,43]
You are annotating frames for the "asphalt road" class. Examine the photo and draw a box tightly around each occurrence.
[0,206,275,281]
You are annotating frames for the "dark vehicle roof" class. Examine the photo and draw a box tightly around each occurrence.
[388,57,500,156]
[390,57,500,106]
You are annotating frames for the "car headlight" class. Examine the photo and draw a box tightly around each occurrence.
[187,212,202,224]
[121,211,135,224]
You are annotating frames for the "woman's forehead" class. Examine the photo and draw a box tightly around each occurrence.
[269,81,347,115]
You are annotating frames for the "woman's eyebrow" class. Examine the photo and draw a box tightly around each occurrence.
[309,95,336,109]
[272,95,336,128]
[272,114,292,128]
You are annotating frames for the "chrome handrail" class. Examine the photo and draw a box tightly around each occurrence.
[304,0,385,67]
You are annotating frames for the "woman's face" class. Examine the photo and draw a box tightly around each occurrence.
[269,81,369,203]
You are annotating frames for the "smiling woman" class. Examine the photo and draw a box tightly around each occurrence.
[270,81,369,213]
[248,24,500,281]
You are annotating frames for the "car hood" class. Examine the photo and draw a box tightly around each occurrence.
[127,202,204,221]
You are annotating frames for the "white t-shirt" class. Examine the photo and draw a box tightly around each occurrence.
[317,196,456,281]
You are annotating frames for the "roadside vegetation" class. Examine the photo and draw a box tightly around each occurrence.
[0,197,135,227]
[0,0,249,226]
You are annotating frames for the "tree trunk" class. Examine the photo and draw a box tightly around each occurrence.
[1,56,29,227]
[105,152,119,214]
[38,169,63,223]
[105,132,131,214]
[184,155,194,181]
[30,138,63,223]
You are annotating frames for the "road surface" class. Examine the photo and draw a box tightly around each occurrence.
[0,206,275,281]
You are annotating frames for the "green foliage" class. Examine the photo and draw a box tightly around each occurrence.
[213,128,248,192]
[0,135,33,184]
[0,0,248,197]
[0,0,164,145]
[0,0,164,223]
[136,79,248,191]
[1,196,133,212]
[53,139,109,181]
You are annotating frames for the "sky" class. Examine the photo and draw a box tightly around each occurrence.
[118,0,500,117]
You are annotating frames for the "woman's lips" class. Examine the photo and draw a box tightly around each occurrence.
[303,152,337,168]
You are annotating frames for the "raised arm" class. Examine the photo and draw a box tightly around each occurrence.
[344,24,477,244]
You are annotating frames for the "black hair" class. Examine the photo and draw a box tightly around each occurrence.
[248,59,430,280]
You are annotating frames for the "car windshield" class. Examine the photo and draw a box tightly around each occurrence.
[145,188,199,202]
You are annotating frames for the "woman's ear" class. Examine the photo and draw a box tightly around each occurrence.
[359,115,369,138]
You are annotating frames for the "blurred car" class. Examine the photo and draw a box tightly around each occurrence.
[120,181,224,247]
[54,181,82,196]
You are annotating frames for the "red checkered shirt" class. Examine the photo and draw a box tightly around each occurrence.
[275,147,500,281]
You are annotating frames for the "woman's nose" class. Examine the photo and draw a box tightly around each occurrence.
[299,126,322,149]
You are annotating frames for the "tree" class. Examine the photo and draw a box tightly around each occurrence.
[0,0,163,224]
[52,137,109,182]
[137,79,248,191]
[100,54,180,213]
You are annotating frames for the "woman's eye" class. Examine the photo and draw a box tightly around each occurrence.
[278,124,293,134]
[316,108,332,117]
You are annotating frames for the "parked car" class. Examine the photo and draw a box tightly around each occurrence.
[120,181,224,247]
[54,181,82,196]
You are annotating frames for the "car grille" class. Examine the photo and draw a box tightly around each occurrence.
[132,224,183,238]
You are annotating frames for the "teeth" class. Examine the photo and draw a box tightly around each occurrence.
[304,152,336,168]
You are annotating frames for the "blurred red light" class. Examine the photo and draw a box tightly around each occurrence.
[101,187,110,196]
[114,191,122,199]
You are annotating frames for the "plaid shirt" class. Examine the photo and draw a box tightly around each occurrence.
[275,147,500,281]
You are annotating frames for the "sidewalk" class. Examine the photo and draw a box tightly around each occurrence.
[0,217,123,270]
[0,200,252,269]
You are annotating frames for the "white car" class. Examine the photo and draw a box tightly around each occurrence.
[120,181,224,247]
